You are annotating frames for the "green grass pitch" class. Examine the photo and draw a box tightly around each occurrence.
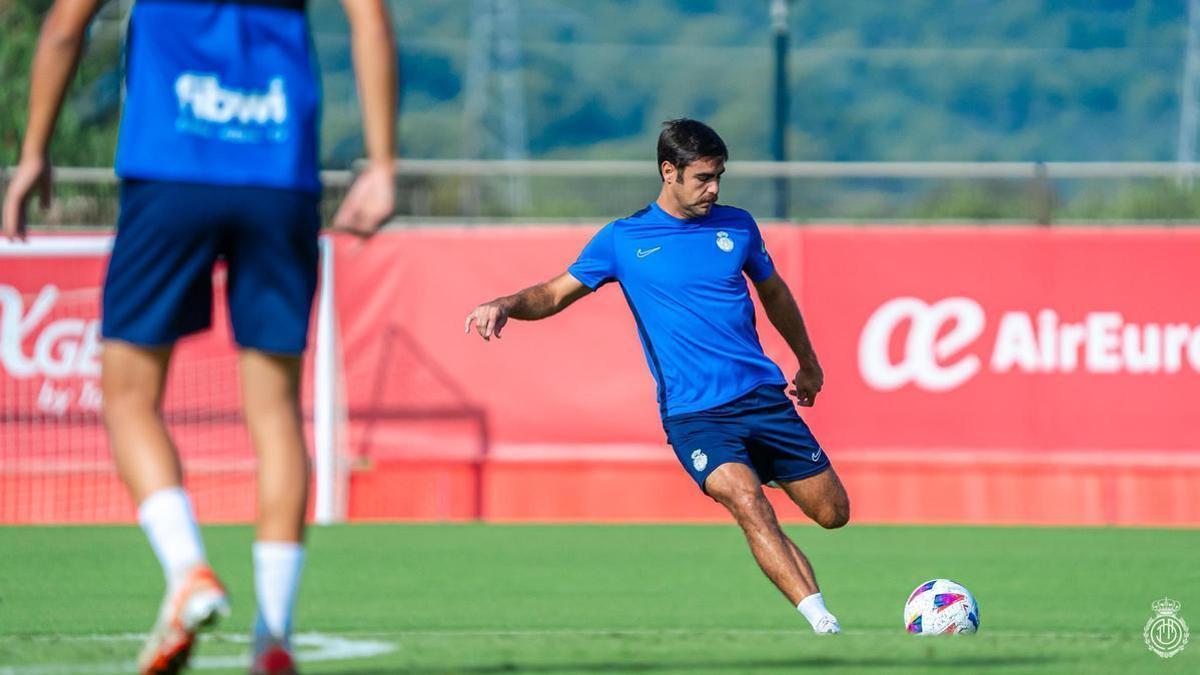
[1,523,1197,673]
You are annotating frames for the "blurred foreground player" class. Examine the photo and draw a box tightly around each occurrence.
[465,119,850,635]
[2,0,398,672]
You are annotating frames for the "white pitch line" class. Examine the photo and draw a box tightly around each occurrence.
[6,626,1124,644]
[352,627,1124,641]
[0,626,1133,675]
[0,632,395,675]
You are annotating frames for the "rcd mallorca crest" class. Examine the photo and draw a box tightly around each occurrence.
[1144,598,1189,658]
[715,231,734,253]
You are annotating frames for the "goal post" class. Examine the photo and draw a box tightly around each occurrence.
[312,236,344,523]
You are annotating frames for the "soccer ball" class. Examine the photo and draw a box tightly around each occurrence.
[903,578,979,635]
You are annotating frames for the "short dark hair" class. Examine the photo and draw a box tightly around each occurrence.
[657,118,728,179]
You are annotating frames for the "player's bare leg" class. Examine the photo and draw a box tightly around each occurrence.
[705,463,818,601]
[776,466,850,633]
[103,341,229,674]
[781,537,819,590]
[705,462,841,633]
[105,342,181,502]
[240,350,309,542]
[778,466,851,530]
[240,350,309,674]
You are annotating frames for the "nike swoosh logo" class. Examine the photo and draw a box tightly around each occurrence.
[811,448,824,462]
[636,247,662,258]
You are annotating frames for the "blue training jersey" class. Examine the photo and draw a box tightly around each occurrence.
[568,202,787,417]
[115,0,321,193]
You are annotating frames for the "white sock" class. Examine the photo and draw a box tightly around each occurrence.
[797,592,837,629]
[254,541,305,640]
[137,487,207,592]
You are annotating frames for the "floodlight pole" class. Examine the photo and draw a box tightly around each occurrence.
[1179,0,1200,185]
[495,0,531,212]
[771,0,791,220]
[461,0,493,216]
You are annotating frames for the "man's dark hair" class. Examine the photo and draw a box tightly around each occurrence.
[657,118,728,180]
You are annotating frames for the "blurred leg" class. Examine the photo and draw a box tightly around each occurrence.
[223,185,317,669]
[103,341,181,502]
[104,339,210,586]
[240,349,308,651]
[105,341,230,674]
[239,349,309,542]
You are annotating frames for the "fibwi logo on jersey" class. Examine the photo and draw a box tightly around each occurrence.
[174,72,290,143]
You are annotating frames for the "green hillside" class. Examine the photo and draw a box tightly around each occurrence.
[2,1,1197,221]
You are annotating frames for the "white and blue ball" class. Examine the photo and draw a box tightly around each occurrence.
[903,578,979,635]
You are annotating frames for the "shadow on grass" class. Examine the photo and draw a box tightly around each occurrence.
[332,653,1060,673]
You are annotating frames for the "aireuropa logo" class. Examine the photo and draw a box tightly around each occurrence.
[858,297,1200,392]
[174,72,289,143]
[0,285,101,380]
[1144,598,1189,658]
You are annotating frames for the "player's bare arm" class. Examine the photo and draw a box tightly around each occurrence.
[331,0,397,238]
[465,272,591,341]
[2,0,102,241]
[754,271,824,406]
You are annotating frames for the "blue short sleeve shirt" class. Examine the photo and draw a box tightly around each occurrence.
[568,203,787,417]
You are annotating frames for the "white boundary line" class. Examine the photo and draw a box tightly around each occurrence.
[489,443,1200,468]
[329,627,1125,641]
[0,626,1137,675]
[4,626,1127,643]
[0,236,112,257]
[0,632,394,675]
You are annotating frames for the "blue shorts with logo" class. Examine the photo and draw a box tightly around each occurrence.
[101,180,320,355]
[663,384,831,492]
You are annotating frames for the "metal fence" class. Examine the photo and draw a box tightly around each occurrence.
[5,161,1200,226]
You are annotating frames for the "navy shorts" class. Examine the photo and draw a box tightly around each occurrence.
[663,384,831,492]
[102,180,320,355]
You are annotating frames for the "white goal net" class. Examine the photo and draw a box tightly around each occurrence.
[0,236,346,524]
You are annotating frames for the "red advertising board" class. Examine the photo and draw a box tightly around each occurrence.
[333,226,1200,525]
[3,227,1198,525]
[336,226,1200,453]
[796,227,1200,454]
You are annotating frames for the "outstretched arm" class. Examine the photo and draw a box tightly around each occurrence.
[2,0,102,241]
[753,271,824,406]
[331,0,397,237]
[464,272,592,341]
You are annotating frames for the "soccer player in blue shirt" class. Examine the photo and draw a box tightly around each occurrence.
[465,119,850,634]
[3,1,397,672]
